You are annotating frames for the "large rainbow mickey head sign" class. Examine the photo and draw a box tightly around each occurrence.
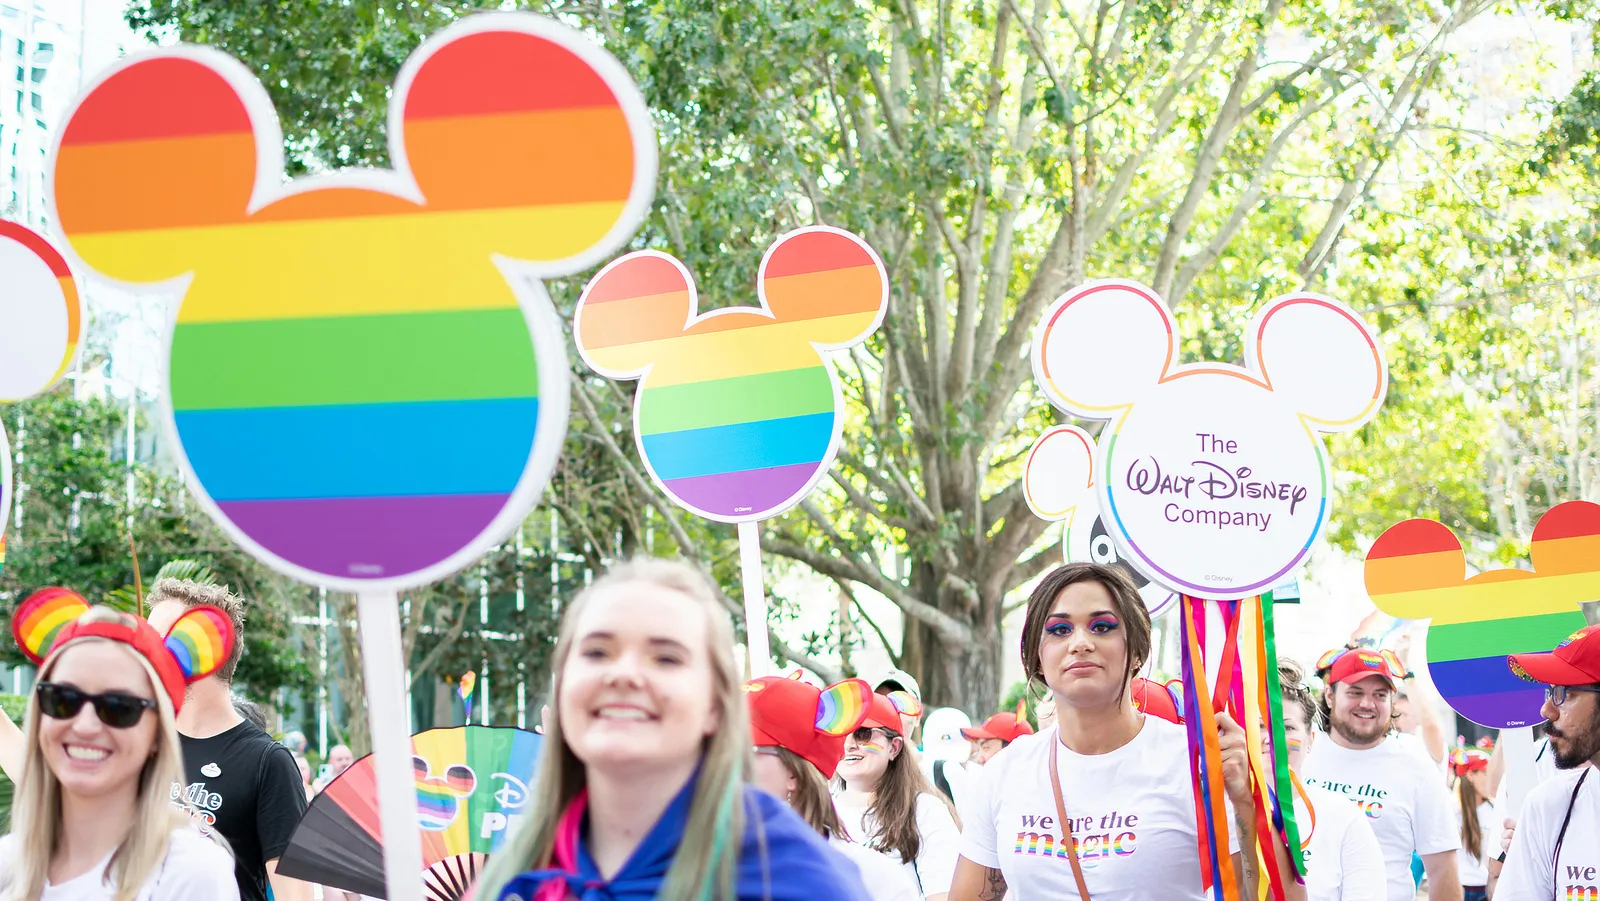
[1033,280,1387,600]
[1,220,86,558]
[47,14,655,900]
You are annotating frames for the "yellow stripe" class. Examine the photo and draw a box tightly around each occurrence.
[585,313,878,387]
[1372,571,1600,625]
[68,202,628,322]
[30,607,82,650]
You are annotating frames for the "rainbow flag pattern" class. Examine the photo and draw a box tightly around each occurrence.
[164,606,235,680]
[815,679,873,736]
[0,220,83,403]
[574,227,888,522]
[49,15,653,588]
[1364,500,1600,727]
[11,586,91,662]
[414,756,477,831]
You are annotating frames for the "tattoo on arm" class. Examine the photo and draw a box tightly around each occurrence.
[979,867,1008,901]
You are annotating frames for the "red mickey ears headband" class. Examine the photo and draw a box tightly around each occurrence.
[11,587,236,713]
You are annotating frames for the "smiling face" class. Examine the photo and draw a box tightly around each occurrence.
[836,726,899,789]
[558,580,721,775]
[1327,676,1395,749]
[37,641,160,804]
[1037,580,1135,710]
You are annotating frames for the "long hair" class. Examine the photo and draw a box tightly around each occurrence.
[848,725,959,865]
[1020,563,1153,703]
[2,611,193,901]
[769,747,847,840]
[1456,773,1485,862]
[1278,661,1322,732]
[474,558,753,901]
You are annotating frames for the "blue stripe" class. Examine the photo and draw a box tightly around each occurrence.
[1428,655,1532,696]
[175,398,540,501]
[640,412,835,481]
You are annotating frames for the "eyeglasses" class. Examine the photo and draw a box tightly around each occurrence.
[36,682,157,728]
[754,747,784,758]
[850,726,894,745]
[1545,684,1600,708]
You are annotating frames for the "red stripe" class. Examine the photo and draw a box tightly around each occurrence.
[764,231,875,278]
[405,31,619,120]
[1530,501,1600,542]
[60,57,252,146]
[585,255,688,304]
[1366,518,1460,559]
[0,221,70,277]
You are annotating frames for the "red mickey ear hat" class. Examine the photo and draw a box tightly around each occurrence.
[745,676,873,779]
[12,587,236,714]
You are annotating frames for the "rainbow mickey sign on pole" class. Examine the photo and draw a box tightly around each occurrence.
[0,220,86,574]
[46,14,656,900]
[575,228,889,673]
[1031,279,1387,900]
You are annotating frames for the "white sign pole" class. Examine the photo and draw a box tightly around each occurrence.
[357,592,423,901]
[1502,725,1537,816]
[738,521,771,676]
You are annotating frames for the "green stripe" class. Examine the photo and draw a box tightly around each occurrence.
[170,309,538,410]
[638,366,833,434]
[1427,611,1590,661]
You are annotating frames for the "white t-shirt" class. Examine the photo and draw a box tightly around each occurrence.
[0,827,238,901]
[834,790,961,896]
[1301,734,1460,901]
[1495,768,1598,901]
[959,718,1237,900]
[1299,783,1385,901]
[829,837,922,901]
[1453,798,1497,886]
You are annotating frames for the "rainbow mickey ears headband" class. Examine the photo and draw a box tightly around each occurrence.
[1314,645,1409,681]
[12,587,235,713]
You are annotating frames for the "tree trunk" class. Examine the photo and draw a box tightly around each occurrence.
[902,562,1005,717]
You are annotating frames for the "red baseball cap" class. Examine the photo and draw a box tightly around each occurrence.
[860,691,907,734]
[962,700,1034,743]
[1132,678,1184,724]
[1325,648,1400,688]
[1508,625,1600,687]
[746,675,873,779]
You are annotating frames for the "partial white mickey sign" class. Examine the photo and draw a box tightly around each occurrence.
[1031,279,1386,601]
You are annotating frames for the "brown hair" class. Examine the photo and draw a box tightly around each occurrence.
[1456,771,1485,861]
[845,724,959,866]
[146,578,246,683]
[1021,563,1152,702]
[768,747,849,840]
[1278,661,1322,731]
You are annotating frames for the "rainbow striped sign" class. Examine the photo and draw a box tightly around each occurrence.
[1364,501,1600,728]
[575,227,888,522]
[48,14,655,590]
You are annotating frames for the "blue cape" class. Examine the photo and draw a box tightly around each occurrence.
[497,772,870,901]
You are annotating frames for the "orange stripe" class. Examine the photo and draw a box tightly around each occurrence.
[254,189,420,222]
[405,107,635,212]
[579,289,692,348]
[56,132,256,234]
[1529,532,1600,577]
[763,265,885,320]
[1364,548,1464,597]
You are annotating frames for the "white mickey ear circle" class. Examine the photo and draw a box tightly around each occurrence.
[0,230,76,402]
[1251,294,1387,431]
[1023,425,1096,522]
[1032,280,1174,417]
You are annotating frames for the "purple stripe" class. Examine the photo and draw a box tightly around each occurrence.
[1441,687,1548,729]
[663,462,820,519]
[218,494,510,581]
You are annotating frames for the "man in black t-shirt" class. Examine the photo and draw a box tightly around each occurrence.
[148,578,312,901]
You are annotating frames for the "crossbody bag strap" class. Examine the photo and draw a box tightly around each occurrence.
[1048,737,1093,900]
[1551,768,1589,899]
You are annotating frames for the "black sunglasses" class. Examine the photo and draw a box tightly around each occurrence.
[36,682,157,728]
[850,726,896,745]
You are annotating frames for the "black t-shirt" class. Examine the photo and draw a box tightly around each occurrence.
[175,720,308,901]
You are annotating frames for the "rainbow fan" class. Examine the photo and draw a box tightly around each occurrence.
[277,726,542,900]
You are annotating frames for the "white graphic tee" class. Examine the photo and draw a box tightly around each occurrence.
[1495,768,1598,901]
[1299,782,1385,901]
[0,826,238,901]
[959,717,1237,900]
[1301,733,1460,901]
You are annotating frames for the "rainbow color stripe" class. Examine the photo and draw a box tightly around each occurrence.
[51,18,650,587]
[0,220,83,402]
[164,606,234,680]
[575,228,887,522]
[815,680,872,736]
[1365,501,1600,728]
[413,758,476,832]
[12,587,90,662]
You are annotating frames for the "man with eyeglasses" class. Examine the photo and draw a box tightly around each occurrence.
[1493,624,1600,901]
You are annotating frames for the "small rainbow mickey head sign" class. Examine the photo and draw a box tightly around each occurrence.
[1364,501,1600,728]
[48,14,655,591]
[574,227,888,522]
[413,756,476,832]
[0,220,85,553]
[1033,280,1387,600]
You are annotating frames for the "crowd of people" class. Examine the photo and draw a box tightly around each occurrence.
[0,559,1594,901]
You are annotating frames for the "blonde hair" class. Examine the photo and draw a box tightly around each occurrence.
[475,558,755,901]
[2,608,195,901]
